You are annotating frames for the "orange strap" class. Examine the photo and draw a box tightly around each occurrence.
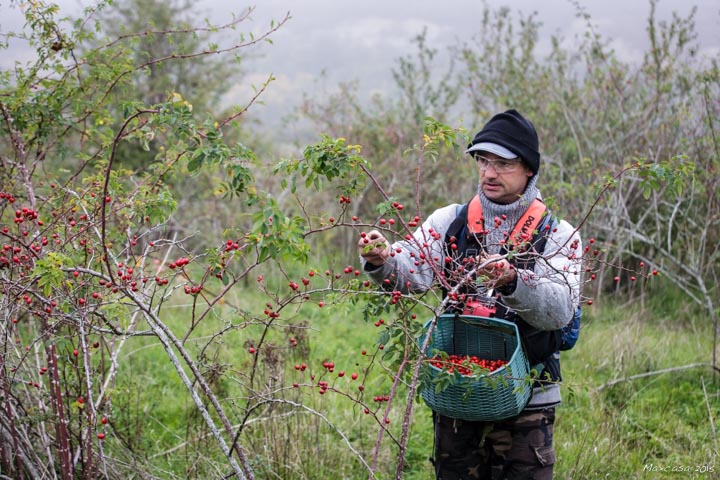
[467,195,547,248]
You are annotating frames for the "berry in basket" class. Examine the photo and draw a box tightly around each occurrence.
[429,354,508,376]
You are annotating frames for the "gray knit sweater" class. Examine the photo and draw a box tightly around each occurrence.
[361,186,582,409]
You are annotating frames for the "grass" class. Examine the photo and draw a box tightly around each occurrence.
[554,298,718,479]
[101,277,718,479]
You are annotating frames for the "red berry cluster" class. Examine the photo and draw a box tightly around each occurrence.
[263,302,280,318]
[389,290,402,305]
[13,206,40,224]
[168,257,190,269]
[0,192,16,203]
[343,265,361,276]
[224,239,241,251]
[429,354,507,376]
[183,284,203,295]
[317,380,329,394]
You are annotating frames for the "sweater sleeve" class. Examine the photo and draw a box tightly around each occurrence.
[361,204,460,294]
[500,219,582,330]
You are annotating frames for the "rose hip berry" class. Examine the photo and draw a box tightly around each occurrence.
[429,354,508,376]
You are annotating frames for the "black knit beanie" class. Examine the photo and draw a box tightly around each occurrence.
[466,109,541,175]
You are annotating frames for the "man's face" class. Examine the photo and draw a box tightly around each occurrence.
[475,152,533,204]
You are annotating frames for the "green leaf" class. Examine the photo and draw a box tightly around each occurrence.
[32,253,72,297]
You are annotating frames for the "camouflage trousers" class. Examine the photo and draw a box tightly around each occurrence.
[431,408,556,480]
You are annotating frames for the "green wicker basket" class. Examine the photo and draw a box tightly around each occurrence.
[418,314,531,421]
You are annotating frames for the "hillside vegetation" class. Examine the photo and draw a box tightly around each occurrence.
[0,1,717,478]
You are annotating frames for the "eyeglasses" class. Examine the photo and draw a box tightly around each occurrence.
[473,155,524,173]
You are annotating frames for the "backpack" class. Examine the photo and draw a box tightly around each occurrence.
[560,307,581,351]
[461,194,582,351]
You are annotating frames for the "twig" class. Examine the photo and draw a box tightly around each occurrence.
[370,355,408,476]
[701,377,719,454]
[595,362,717,391]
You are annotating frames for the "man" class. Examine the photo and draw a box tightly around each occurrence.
[358,109,582,479]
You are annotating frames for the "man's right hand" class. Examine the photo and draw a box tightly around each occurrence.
[358,230,391,266]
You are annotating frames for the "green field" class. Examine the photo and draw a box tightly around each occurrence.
[104,278,718,479]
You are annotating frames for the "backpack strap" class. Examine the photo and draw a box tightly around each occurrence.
[467,195,548,250]
[445,203,469,243]
[466,195,484,235]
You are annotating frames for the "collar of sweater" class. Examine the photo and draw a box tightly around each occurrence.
[478,175,541,255]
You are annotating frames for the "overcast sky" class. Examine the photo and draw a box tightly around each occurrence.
[231,0,719,130]
[231,0,719,97]
[2,0,719,132]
